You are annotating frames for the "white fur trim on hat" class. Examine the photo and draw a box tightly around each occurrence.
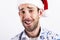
[17,0,44,9]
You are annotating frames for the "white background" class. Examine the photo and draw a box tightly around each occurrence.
[0,0,60,40]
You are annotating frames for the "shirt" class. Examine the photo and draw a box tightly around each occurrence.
[11,27,60,40]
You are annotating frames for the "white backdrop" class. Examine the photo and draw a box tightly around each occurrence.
[0,0,60,40]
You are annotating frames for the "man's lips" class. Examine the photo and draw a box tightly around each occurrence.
[23,20,32,25]
[24,21,32,25]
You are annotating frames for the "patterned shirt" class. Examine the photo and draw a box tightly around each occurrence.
[11,27,60,40]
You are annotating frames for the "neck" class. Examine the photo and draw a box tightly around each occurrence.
[25,24,41,38]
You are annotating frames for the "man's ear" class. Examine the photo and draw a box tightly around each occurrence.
[18,12,20,16]
[39,9,44,16]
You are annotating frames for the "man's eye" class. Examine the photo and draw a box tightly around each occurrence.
[21,11,25,14]
[29,10,33,13]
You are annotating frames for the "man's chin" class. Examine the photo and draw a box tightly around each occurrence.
[25,27,34,32]
[23,24,33,30]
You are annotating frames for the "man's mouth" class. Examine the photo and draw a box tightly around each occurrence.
[24,21,32,25]
[23,19,34,26]
[23,19,33,25]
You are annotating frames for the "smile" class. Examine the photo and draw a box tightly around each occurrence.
[24,20,32,25]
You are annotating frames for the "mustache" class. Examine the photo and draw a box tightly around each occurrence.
[23,19,32,22]
[22,18,34,22]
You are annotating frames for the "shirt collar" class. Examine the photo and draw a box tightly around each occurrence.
[21,27,45,40]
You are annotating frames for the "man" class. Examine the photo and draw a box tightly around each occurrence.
[11,0,60,40]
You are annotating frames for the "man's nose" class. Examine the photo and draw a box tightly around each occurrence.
[24,11,31,19]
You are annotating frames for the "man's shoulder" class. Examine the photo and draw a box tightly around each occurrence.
[47,30,60,40]
[11,34,20,40]
[11,31,24,40]
[41,28,60,40]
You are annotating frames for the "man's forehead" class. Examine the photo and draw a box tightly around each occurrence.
[18,4,37,10]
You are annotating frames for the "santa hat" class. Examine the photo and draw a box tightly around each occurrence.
[17,0,48,10]
[41,0,48,10]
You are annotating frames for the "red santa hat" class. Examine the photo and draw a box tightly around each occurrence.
[17,0,48,10]
[41,0,48,10]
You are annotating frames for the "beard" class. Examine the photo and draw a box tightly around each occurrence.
[22,18,39,32]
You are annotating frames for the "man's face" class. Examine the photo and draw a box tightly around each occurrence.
[18,4,42,32]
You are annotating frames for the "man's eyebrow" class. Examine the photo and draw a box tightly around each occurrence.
[19,7,33,11]
[27,7,33,9]
[19,8,24,11]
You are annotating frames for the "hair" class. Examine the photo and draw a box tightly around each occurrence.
[37,8,40,12]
